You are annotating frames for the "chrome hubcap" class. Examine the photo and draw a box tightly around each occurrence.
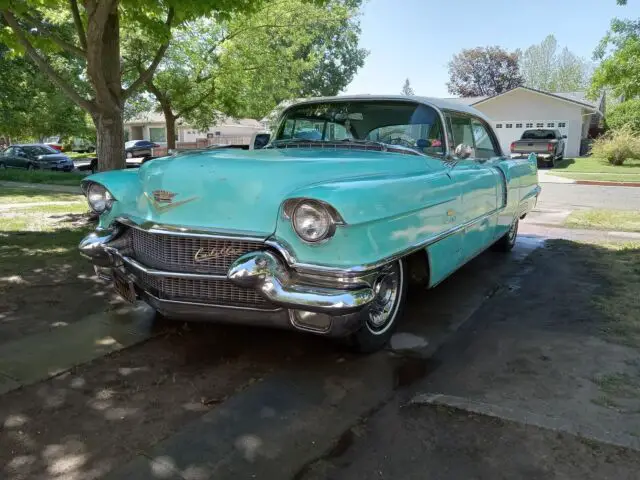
[508,220,518,243]
[367,263,401,332]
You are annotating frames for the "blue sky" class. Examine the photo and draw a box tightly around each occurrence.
[344,0,640,97]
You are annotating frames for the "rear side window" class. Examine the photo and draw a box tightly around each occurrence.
[471,119,500,159]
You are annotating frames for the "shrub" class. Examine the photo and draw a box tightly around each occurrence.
[590,126,640,165]
[606,99,640,134]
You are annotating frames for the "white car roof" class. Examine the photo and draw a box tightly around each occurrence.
[285,94,493,124]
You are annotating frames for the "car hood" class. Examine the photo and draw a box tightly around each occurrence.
[125,148,429,236]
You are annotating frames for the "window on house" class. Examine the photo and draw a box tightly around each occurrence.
[547,122,555,127]
[558,122,566,128]
[495,124,502,128]
[526,123,533,128]
[515,123,523,128]
[536,122,544,128]
[506,123,513,128]
[149,127,166,143]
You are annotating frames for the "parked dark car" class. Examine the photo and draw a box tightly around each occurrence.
[125,140,159,159]
[510,129,566,168]
[0,144,75,171]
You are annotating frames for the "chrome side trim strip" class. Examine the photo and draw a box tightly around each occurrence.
[273,207,505,275]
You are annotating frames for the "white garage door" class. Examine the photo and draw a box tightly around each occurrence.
[492,120,569,156]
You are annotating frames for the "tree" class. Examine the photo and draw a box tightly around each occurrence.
[590,18,640,100]
[0,40,91,142]
[0,0,263,171]
[520,35,590,92]
[140,0,367,149]
[447,46,523,97]
[606,99,640,132]
[401,78,414,95]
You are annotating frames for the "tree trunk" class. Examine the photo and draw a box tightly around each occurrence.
[93,110,124,171]
[86,1,125,171]
[164,110,177,150]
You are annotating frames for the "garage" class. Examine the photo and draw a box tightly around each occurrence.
[492,120,569,157]
[456,87,604,158]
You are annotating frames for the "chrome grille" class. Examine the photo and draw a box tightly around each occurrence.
[136,271,273,309]
[130,228,264,274]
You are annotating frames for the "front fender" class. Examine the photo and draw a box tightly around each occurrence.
[81,169,141,229]
[272,171,461,270]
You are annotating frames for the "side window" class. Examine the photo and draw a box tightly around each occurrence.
[4,147,14,156]
[471,119,500,159]
[449,115,474,152]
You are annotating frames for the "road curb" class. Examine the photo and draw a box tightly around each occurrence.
[575,180,640,187]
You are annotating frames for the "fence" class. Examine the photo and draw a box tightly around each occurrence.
[151,135,253,158]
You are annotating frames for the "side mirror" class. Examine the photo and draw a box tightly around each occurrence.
[253,133,270,149]
[454,144,473,159]
[562,135,567,139]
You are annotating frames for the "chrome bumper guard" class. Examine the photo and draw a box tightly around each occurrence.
[79,228,374,335]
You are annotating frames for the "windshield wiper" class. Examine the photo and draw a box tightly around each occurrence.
[338,139,389,151]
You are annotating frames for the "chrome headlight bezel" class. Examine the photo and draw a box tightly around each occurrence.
[283,198,344,243]
[82,181,115,214]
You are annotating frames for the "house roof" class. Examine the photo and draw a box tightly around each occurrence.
[469,87,603,114]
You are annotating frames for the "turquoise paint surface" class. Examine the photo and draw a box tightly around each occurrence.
[85,147,539,283]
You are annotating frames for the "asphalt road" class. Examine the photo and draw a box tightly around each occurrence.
[536,182,640,211]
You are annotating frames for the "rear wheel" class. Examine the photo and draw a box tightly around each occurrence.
[348,259,408,353]
[492,218,519,252]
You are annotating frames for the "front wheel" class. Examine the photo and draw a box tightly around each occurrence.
[492,218,519,252]
[348,259,408,353]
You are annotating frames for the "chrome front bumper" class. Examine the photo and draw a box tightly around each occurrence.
[79,228,374,336]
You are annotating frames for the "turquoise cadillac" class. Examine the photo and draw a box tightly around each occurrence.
[79,96,540,352]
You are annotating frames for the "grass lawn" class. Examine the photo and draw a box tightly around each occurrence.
[66,152,96,160]
[552,157,640,183]
[0,186,84,204]
[0,168,85,186]
[565,209,640,233]
[0,187,90,270]
[582,241,640,349]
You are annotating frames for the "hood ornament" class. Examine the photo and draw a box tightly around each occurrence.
[145,190,198,213]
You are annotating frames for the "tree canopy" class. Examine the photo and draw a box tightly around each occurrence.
[0,0,266,170]
[447,46,523,97]
[590,18,640,100]
[139,0,367,149]
[520,35,591,92]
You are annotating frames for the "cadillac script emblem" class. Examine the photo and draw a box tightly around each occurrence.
[152,190,177,203]
[194,246,246,262]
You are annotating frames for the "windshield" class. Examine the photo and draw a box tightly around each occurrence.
[273,100,445,156]
[522,129,557,140]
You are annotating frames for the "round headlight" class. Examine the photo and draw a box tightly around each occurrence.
[292,201,333,242]
[86,183,113,213]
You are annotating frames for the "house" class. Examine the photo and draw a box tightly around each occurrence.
[125,112,265,145]
[451,87,605,158]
